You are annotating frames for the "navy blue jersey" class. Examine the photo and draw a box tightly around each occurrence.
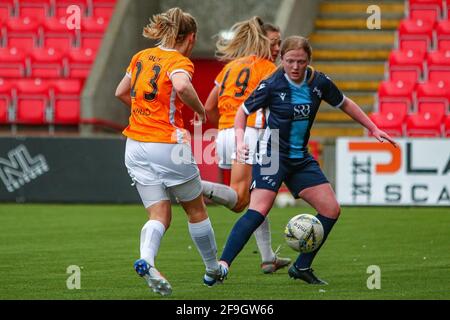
[242,66,344,159]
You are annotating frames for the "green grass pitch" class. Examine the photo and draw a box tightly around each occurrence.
[0,204,449,300]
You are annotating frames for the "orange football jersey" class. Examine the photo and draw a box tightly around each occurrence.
[122,46,194,143]
[215,56,276,130]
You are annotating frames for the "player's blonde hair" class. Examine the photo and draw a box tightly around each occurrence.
[216,16,271,61]
[143,7,197,48]
[280,36,312,61]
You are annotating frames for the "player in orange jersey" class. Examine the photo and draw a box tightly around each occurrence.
[115,8,227,296]
[200,17,291,274]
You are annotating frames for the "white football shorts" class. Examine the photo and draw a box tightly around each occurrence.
[125,138,202,207]
[216,127,263,169]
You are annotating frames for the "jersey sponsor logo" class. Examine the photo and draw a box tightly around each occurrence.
[293,104,311,120]
[279,92,286,101]
[0,145,49,193]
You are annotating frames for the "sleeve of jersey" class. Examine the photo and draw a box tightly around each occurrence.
[214,69,225,87]
[168,58,194,81]
[242,80,270,115]
[126,52,140,78]
[322,75,345,108]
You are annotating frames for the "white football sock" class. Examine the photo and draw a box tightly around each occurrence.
[188,218,220,272]
[201,181,238,210]
[140,220,165,267]
[254,217,275,263]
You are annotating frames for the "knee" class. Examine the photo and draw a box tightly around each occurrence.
[327,202,341,219]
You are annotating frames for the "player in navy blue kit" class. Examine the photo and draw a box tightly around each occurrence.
[216,36,397,285]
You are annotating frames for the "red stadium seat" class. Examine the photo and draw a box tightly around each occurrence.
[16,97,48,124]
[369,102,409,136]
[0,7,12,23]
[43,16,71,33]
[18,6,48,21]
[406,101,446,136]
[92,6,114,19]
[436,20,450,51]
[408,0,445,14]
[15,78,51,96]
[0,0,16,16]
[54,97,80,124]
[398,18,434,54]
[7,34,37,50]
[409,9,438,25]
[388,49,425,81]
[52,79,83,96]
[68,48,96,64]
[416,80,450,105]
[29,48,65,78]
[377,80,415,107]
[0,97,9,123]
[67,48,96,79]
[80,35,102,53]
[81,16,110,33]
[6,16,41,32]
[444,115,450,137]
[43,34,74,53]
[0,48,26,78]
[0,79,14,95]
[427,49,450,82]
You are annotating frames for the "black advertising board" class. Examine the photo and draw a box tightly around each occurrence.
[0,136,140,203]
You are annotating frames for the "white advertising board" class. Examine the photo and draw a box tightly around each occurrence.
[336,138,450,206]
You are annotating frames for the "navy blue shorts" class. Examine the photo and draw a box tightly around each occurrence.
[251,154,329,198]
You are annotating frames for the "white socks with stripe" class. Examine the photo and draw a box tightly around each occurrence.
[188,218,220,272]
[140,220,165,267]
[254,217,276,263]
[201,181,238,210]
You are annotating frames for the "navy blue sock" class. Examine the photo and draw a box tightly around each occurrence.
[295,213,337,269]
[220,209,265,266]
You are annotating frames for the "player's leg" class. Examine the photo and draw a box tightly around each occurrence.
[219,188,278,269]
[284,157,339,284]
[132,183,173,296]
[171,177,228,286]
[201,128,238,210]
[219,160,284,270]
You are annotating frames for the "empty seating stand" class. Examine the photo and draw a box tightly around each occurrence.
[0,0,116,129]
[371,0,450,137]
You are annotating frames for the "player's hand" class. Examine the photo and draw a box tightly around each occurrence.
[236,142,249,163]
[371,128,398,147]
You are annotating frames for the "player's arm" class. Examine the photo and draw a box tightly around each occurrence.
[171,72,206,122]
[205,85,220,127]
[340,97,397,147]
[115,74,132,107]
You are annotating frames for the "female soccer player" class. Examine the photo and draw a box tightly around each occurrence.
[115,7,227,295]
[201,18,291,274]
[217,36,397,284]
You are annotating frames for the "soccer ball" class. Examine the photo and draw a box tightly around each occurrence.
[284,214,324,253]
